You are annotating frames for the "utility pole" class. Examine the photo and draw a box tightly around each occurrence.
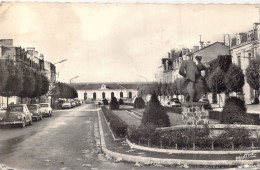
[199,35,204,49]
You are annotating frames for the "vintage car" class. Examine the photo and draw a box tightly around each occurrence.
[27,104,42,121]
[167,98,182,107]
[62,102,72,109]
[0,104,33,128]
[39,103,52,117]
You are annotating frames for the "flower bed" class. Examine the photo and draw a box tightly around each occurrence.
[127,124,260,151]
[101,106,127,138]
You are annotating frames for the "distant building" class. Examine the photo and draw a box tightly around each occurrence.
[230,23,260,104]
[72,83,140,101]
[191,42,230,106]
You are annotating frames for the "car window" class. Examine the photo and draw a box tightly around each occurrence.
[28,105,37,110]
[8,106,23,112]
[40,104,48,108]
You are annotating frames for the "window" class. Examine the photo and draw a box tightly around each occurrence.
[129,92,132,98]
[111,92,114,98]
[102,92,105,99]
[93,92,96,100]
[237,55,241,68]
[120,92,123,98]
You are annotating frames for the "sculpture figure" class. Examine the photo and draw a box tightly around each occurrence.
[176,55,207,102]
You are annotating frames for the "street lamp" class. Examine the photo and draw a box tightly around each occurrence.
[54,59,67,65]
[70,76,79,84]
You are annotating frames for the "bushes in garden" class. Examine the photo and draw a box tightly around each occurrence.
[109,96,119,110]
[221,97,253,124]
[134,97,145,108]
[102,98,109,105]
[101,106,127,138]
[118,98,124,105]
[127,125,258,150]
[141,92,170,127]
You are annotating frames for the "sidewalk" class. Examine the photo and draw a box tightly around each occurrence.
[97,109,260,166]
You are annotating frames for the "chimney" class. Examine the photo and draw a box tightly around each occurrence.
[0,39,13,46]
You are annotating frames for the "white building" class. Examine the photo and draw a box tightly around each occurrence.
[73,83,139,101]
[230,23,260,104]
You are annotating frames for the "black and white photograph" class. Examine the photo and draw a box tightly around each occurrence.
[0,2,259,170]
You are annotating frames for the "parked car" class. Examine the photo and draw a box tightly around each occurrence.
[71,101,76,108]
[62,102,72,109]
[168,98,182,107]
[199,98,213,110]
[27,104,42,121]
[39,103,52,117]
[0,104,33,128]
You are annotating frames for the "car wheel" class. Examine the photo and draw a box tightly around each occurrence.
[29,118,33,125]
[20,119,26,128]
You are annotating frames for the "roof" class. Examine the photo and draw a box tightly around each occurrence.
[71,82,144,91]
[192,42,228,54]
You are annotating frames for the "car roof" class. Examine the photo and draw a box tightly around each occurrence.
[8,104,26,107]
[28,104,39,106]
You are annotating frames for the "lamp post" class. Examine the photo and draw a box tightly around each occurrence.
[70,76,79,85]
[54,59,67,65]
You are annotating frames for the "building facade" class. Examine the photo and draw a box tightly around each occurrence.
[230,24,260,104]
[73,83,139,101]
[0,39,56,107]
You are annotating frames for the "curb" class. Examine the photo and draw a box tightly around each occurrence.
[126,138,260,155]
[100,109,124,142]
[97,110,260,166]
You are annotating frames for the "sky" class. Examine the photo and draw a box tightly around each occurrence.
[0,3,259,83]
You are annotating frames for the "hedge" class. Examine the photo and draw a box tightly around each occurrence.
[101,106,127,138]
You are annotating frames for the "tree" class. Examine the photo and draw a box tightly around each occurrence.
[141,92,170,127]
[207,67,226,94]
[2,60,24,105]
[134,97,145,108]
[110,97,119,110]
[0,59,8,92]
[18,65,35,102]
[29,70,42,101]
[224,64,245,93]
[221,97,253,124]
[40,74,49,97]
[246,59,260,103]
[160,83,168,99]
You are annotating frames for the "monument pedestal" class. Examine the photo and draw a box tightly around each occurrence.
[181,102,209,125]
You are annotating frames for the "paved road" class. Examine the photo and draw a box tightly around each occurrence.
[0,104,148,170]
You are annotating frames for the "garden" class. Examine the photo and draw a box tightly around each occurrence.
[101,55,260,152]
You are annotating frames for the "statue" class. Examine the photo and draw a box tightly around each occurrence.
[176,55,207,102]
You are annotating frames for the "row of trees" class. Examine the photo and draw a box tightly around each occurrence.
[52,82,78,99]
[0,59,50,104]
[137,82,179,98]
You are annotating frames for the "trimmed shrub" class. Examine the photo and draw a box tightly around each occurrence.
[109,97,119,110]
[102,98,109,105]
[218,55,232,72]
[134,97,145,109]
[101,106,127,138]
[118,98,124,105]
[224,64,245,93]
[141,92,170,127]
[221,97,253,124]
